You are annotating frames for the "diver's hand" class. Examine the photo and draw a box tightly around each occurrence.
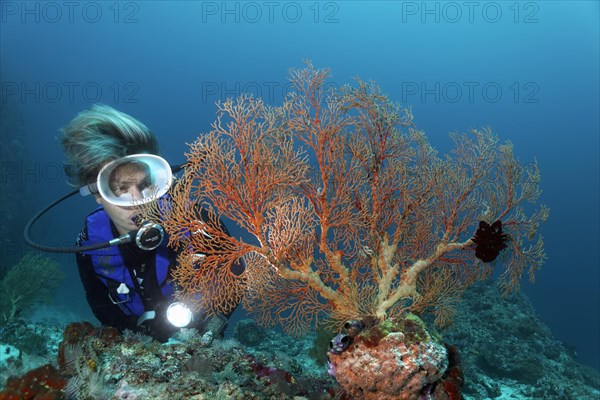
[143,320,176,343]
[202,314,228,338]
[139,306,178,343]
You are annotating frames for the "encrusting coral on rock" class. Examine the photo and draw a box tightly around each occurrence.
[328,315,461,400]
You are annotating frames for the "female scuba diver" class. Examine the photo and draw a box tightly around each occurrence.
[52,104,241,342]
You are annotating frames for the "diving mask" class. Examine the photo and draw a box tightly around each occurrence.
[80,154,173,206]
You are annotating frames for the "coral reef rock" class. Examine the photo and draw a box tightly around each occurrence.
[328,314,453,400]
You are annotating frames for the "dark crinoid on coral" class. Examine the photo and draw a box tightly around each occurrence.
[472,220,508,262]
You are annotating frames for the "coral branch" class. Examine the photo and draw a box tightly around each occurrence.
[141,63,547,333]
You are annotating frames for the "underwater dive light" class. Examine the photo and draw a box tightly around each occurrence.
[166,302,194,328]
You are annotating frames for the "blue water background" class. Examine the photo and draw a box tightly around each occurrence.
[1,1,598,370]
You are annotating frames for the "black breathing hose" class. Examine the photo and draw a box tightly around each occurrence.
[23,189,116,253]
[23,163,183,254]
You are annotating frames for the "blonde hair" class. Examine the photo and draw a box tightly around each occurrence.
[60,104,159,186]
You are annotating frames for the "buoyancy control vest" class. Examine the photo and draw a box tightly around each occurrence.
[79,207,175,317]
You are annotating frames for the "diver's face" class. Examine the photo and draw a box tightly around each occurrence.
[109,162,152,201]
[95,196,139,235]
[95,162,151,235]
